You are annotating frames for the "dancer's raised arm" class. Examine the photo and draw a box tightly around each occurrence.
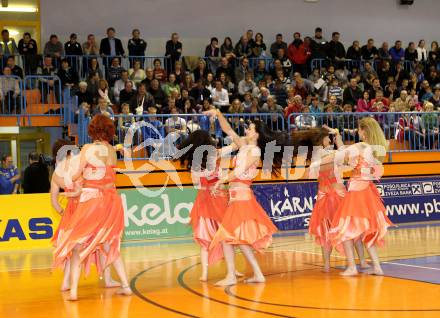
[204,109,245,148]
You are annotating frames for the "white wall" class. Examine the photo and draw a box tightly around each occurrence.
[40,0,439,56]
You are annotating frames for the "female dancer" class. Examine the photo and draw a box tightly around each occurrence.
[205,109,281,286]
[51,139,120,292]
[53,114,131,300]
[305,127,369,272]
[330,117,393,276]
[178,130,230,281]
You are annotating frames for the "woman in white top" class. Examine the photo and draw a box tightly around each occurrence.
[416,39,428,63]
[128,60,146,85]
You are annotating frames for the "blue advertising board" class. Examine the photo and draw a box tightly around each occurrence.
[253,177,440,231]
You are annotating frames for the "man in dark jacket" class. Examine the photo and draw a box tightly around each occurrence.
[128,29,147,68]
[22,152,50,194]
[343,78,363,106]
[100,27,125,70]
[165,33,182,73]
[270,34,288,59]
[64,33,83,72]
[327,32,346,69]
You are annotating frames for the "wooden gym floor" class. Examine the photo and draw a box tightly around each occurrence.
[2,223,440,318]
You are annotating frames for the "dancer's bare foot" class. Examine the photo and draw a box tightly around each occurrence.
[214,276,237,286]
[67,290,78,301]
[366,267,384,276]
[360,262,371,270]
[105,279,121,288]
[199,271,208,282]
[116,286,133,296]
[60,282,70,292]
[235,271,244,277]
[340,267,358,276]
[322,263,331,273]
[244,275,266,284]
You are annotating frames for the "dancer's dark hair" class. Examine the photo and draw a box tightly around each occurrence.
[177,130,216,170]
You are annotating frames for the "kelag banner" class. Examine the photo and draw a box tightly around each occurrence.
[119,187,197,240]
[253,177,440,231]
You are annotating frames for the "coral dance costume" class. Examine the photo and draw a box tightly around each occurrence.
[53,164,125,275]
[210,145,277,252]
[309,151,346,250]
[330,150,393,253]
[190,168,229,264]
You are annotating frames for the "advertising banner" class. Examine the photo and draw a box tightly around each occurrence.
[253,177,440,231]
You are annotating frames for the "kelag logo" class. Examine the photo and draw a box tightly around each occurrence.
[0,218,53,242]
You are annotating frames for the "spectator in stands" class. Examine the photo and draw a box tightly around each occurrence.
[205,72,215,91]
[0,155,19,195]
[287,32,310,77]
[368,78,382,99]
[416,40,428,63]
[22,152,50,194]
[0,29,18,57]
[120,81,137,105]
[238,72,256,98]
[405,42,417,62]
[371,90,390,108]
[361,38,379,60]
[128,29,147,67]
[426,68,440,87]
[361,61,377,84]
[295,105,317,129]
[181,73,194,92]
[309,94,322,113]
[165,106,187,141]
[128,60,146,85]
[285,94,304,122]
[173,61,184,84]
[242,92,252,109]
[421,102,439,149]
[275,48,291,74]
[418,80,431,99]
[0,67,20,113]
[190,79,211,106]
[182,97,197,115]
[216,57,235,82]
[327,32,346,67]
[234,35,252,59]
[356,91,371,112]
[393,90,410,112]
[113,70,131,104]
[389,40,405,64]
[93,97,114,118]
[43,34,64,62]
[428,41,439,67]
[83,34,99,55]
[270,34,287,59]
[429,87,440,109]
[99,27,124,69]
[6,56,23,78]
[378,60,393,88]
[228,98,244,115]
[310,27,328,62]
[346,40,361,61]
[74,102,92,122]
[211,80,229,109]
[220,37,236,61]
[153,58,167,83]
[379,42,391,61]
[252,33,266,58]
[165,33,182,73]
[117,102,135,140]
[18,32,38,74]
[57,58,79,90]
[76,81,93,106]
[64,33,82,71]
[141,68,155,89]
[106,57,125,87]
[385,80,398,101]
[343,78,362,106]
[205,37,220,72]
[261,95,283,114]
[269,79,287,107]
[326,95,342,112]
[37,56,60,104]
[85,57,103,79]
[244,97,260,113]
[254,59,267,84]
[97,79,112,106]
[193,59,208,83]
[219,72,236,100]
[258,86,270,105]
[327,78,343,103]
[86,71,100,104]
[148,79,166,111]
[130,83,155,114]
[163,73,181,97]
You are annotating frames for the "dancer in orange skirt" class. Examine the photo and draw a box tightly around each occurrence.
[330,117,393,276]
[178,130,229,281]
[305,127,369,272]
[204,109,282,286]
[53,115,131,300]
[50,139,120,292]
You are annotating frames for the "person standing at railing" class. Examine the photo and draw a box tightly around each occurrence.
[428,41,439,68]
[18,32,38,75]
[0,67,20,114]
[5,56,23,79]
[269,33,288,59]
[127,29,147,68]
[389,40,405,66]
[346,41,361,61]
[0,29,18,66]
[326,32,346,69]
[234,36,252,61]
[100,27,125,76]
[405,42,418,69]
[252,33,267,58]
[44,35,64,68]
[165,33,182,74]
[64,33,83,74]
[416,40,428,64]
[82,34,100,78]
[287,32,310,78]
[378,42,391,61]
[361,39,379,61]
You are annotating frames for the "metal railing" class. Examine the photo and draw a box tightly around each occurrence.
[310,58,416,72]
[0,75,23,117]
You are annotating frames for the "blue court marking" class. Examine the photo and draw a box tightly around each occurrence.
[381,256,440,284]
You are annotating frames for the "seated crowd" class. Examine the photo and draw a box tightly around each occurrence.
[1,27,440,149]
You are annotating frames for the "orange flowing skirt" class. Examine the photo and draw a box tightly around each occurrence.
[210,188,277,257]
[190,188,228,265]
[53,187,124,275]
[52,196,79,248]
[330,181,393,254]
[309,189,344,250]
